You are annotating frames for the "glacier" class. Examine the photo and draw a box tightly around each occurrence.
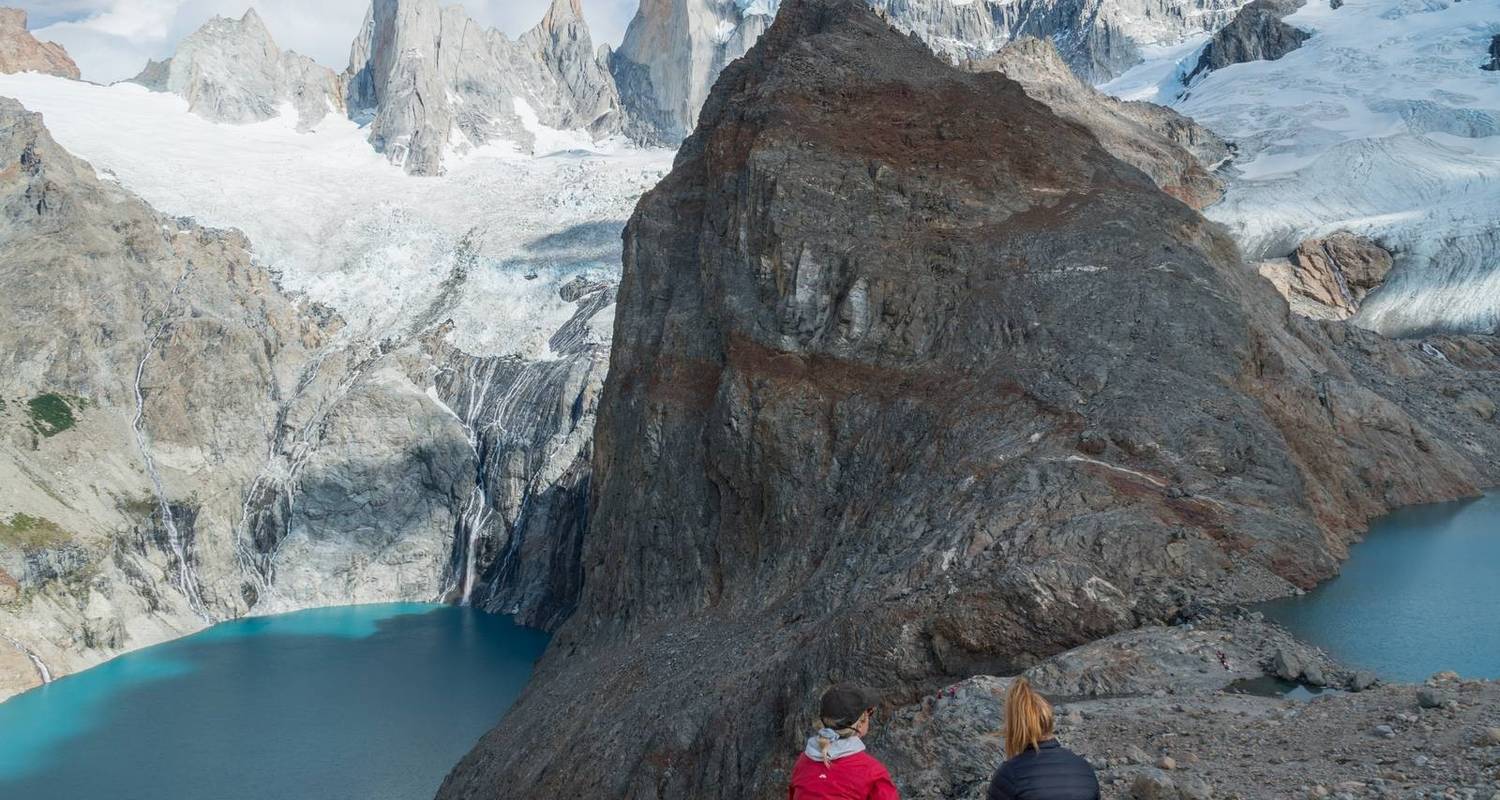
[1105,0,1500,336]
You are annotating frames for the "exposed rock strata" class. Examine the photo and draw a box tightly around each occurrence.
[0,8,78,80]
[970,37,1229,209]
[1484,33,1500,72]
[438,1,1500,797]
[127,10,343,131]
[1186,0,1309,83]
[345,0,622,175]
[1258,231,1393,320]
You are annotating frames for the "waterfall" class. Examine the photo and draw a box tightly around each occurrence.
[1,632,53,685]
[130,267,211,623]
[438,355,579,607]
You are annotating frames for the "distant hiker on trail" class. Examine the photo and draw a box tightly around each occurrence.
[789,683,900,799]
[986,678,1100,800]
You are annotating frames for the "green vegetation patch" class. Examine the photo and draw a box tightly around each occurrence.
[26,393,84,437]
[0,513,69,550]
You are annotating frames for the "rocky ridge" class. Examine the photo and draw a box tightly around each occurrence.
[613,0,1251,142]
[436,1,1500,797]
[0,8,77,80]
[127,10,343,131]
[969,36,1229,210]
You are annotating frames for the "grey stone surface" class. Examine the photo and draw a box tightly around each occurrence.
[344,0,622,175]
[0,8,78,80]
[126,10,343,131]
[437,1,1500,797]
[1187,0,1310,83]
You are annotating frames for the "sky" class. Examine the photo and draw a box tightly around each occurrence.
[18,0,642,84]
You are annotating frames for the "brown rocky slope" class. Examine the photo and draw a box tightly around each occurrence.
[0,8,78,80]
[437,1,1500,797]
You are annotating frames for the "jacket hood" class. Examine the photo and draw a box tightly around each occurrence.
[803,729,866,762]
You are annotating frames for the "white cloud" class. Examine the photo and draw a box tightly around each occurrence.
[19,0,642,84]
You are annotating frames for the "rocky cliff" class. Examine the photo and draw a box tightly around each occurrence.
[437,1,1500,797]
[345,0,623,175]
[970,37,1229,210]
[0,92,613,698]
[127,10,343,131]
[0,8,78,80]
[1185,0,1309,83]
[613,0,1249,142]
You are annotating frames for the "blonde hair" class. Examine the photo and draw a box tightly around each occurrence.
[1003,677,1054,758]
[815,714,864,767]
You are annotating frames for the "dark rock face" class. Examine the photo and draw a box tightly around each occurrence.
[1484,34,1500,72]
[969,37,1229,210]
[438,1,1500,797]
[1187,0,1310,83]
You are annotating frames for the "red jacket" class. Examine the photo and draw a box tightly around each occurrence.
[789,752,900,800]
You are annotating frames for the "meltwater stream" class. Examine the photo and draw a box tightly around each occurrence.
[0,604,547,800]
[1261,491,1500,683]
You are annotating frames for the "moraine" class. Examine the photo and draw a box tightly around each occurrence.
[0,605,546,800]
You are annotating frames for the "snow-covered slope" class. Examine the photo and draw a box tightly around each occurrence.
[0,73,669,357]
[1106,0,1500,336]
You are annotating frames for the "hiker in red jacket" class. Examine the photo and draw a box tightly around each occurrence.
[789,683,900,799]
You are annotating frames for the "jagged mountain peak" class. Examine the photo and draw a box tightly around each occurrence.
[345,0,622,175]
[127,7,343,132]
[0,6,81,80]
[540,0,587,29]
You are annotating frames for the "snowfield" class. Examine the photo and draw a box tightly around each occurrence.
[1106,0,1500,336]
[0,73,673,358]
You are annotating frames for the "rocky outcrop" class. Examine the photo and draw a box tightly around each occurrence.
[614,0,1249,144]
[1186,0,1309,83]
[345,0,622,175]
[881,627,1500,800]
[126,10,343,131]
[1483,33,1500,71]
[970,37,1229,209]
[1257,231,1394,320]
[0,8,78,80]
[437,1,1500,797]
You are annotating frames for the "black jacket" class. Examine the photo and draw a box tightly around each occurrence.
[986,739,1100,800]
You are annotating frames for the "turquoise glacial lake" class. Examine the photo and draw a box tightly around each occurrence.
[0,604,547,800]
[1261,492,1500,683]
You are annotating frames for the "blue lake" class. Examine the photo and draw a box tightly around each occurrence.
[0,603,547,800]
[1261,491,1500,683]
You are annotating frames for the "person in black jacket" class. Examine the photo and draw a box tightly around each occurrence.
[986,677,1100,800]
